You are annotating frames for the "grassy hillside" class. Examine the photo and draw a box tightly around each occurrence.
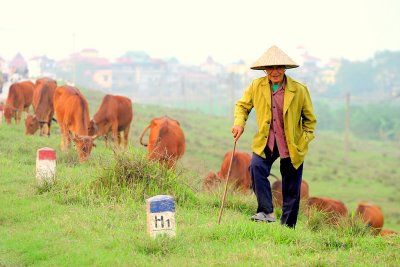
[0,87,399,266]
[98,87,400,231]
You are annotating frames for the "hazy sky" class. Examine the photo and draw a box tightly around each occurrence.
[1,0,399,65]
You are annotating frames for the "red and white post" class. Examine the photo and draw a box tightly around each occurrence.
[36,147,56,185]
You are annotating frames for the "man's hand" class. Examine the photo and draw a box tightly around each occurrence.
[231,125,244,141]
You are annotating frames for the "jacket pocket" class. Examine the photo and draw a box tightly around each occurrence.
[297,132,315,152]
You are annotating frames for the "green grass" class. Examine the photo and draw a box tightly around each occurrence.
[0,91,399,266]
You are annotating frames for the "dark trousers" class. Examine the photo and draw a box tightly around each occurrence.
[249,143,303,228]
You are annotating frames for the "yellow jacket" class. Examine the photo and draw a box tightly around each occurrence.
[234,75,317,169]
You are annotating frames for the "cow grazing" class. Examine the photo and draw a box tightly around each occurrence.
[25,78,57,136]
[380,229,397,237]
[25,114,39,134]
[203,151,252,192]
[88,94,133,148]
[53,85,95,162]
[271,179,310,208]
[3,80,34,124]
[203,172,221,191]
[355,202,384,235]
[139,116,185,169]
[307,197,348,224]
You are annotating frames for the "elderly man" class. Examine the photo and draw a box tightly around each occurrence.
[232,45,317,228]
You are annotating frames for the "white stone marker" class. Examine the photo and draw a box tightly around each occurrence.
[36,147,56,185]
[146,195,176,238]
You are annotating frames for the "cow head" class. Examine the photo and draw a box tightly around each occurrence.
[72,134,95,163]
[3,106,14,124]
[203,172,222,191]
[88,120,98,136]
[25,114,39,135]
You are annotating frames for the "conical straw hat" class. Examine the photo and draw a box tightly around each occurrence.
[250,45,299,70]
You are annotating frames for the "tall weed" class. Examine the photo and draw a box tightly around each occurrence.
[91,148,198,206]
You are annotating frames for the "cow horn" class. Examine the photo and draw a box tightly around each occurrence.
[70,132,86,141]
[139,124,151,147]
[91,134,98,140]
[72,134,92,141]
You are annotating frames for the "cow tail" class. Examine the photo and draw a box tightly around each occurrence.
[139,124,151,147]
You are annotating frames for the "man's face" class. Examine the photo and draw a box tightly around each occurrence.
[265,65,285,84]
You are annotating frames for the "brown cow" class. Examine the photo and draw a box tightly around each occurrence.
[355,202,384,235]
[307,197,348,224]
[53,85,95,162]
[380,229,397,237]
[203,151,252,192]
[271,179,310,208]
[139,116,185,169]
[88,94,133,148]
[3,80,34,124]
[25,78,57,136]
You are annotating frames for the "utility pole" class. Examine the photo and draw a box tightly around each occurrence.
[228,73,235,119]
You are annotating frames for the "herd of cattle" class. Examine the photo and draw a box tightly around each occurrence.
[0,78,185,166]
[203,150,397,237]
[0,79,397,237]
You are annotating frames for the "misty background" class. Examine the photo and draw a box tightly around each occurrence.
[1,46,399,143]
[1,0,399,144]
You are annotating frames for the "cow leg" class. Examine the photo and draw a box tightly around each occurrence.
[111,122,119,148]
[46,122,51,137]
[65,133,71,150]
[60,124,71,151]
[12,111,17,124]
[60,127,67,151]
[118,132,122,146]
[42,123,49,137]
[39,122,45,136]
[47,111,54,137]
[104,134,109,148]
[16,109,22,124]
[123,125,130,149]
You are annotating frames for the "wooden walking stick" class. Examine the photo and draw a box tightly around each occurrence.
[217,139,237,224]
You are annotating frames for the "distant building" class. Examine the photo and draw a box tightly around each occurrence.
[67,48,111,89]
[92,69,112,90]
[320,58,341,85]
[200,56,224,76]
[28,56,57,79]
[9,53,28,81]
